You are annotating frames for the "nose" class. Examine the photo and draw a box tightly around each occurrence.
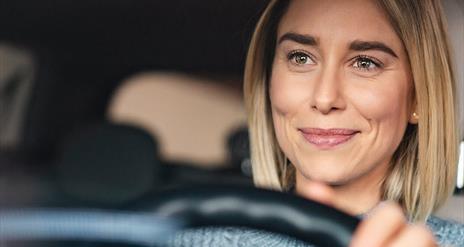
[309,67,346,114]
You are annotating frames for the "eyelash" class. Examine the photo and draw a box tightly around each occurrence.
[286,51,384,72]
[351,55,384,71]
[287,50,315,66]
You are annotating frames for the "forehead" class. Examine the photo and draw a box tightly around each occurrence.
[277,0,402,49]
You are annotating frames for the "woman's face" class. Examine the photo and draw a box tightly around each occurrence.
[270,0,416,185]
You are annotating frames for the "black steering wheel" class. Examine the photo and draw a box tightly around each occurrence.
[138,185,360,247]
[0,185,359,247]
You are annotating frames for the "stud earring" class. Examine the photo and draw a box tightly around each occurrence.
[412,112,419,119]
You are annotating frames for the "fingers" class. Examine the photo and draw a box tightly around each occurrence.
[388,225,437,247]
[350,202,437,247]
[350,202,406,246]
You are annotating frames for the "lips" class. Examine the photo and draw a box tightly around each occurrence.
[299,128,359,149]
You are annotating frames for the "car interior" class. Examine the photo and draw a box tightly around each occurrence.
[0,0,462,246]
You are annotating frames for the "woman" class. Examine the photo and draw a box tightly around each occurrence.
[172,0,463,246]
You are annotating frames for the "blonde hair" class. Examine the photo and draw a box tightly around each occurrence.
[244,0,459,222]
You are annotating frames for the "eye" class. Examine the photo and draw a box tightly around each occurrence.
[352,55,383,71]
[288,51,315,66]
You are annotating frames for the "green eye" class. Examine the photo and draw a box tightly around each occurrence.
[288,51,314,65]
[352,55,382,71]
[294,53,310,64]
[355,58,375,69]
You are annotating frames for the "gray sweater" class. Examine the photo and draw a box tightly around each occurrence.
[168,216,464,247]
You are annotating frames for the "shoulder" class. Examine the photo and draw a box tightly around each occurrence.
[168,227,312,247]
[167,217,464,247]
[426,216,464,246]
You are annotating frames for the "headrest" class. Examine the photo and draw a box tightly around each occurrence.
[56,122,160,206]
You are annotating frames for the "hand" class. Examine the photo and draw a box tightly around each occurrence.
[298,181,437,247]
[350,202,437,247]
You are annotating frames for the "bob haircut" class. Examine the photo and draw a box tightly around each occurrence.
[244,0,459,222]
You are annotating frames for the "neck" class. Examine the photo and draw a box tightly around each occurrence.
[295,162,389,215]
[330,175,383,215]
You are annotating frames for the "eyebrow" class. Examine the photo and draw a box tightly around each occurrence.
[349,40,398,58]
[278,32,398,58]
[278,32,317,46]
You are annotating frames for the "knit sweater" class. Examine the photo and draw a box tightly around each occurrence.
[168,216,464,247]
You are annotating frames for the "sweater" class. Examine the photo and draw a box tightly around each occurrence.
[168,216,464,247]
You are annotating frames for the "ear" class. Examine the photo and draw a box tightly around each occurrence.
[408,89,418,124]
[409,111,419,124]
[408,101,418,124]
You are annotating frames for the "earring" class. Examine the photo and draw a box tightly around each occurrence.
[412,112,419,119]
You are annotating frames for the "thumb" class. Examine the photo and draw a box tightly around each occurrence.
[296,180,337,208]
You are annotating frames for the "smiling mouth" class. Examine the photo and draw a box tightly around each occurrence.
[298,128,360,149]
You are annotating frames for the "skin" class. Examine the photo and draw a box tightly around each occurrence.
[269,0,435,246]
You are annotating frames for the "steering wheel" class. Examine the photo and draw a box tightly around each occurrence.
[0,185,359,247]
[138,185,360,247]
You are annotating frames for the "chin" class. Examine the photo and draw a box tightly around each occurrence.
[297,165,357,186]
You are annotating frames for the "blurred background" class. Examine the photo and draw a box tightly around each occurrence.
[0,0,267,211]
[0,0,462,227]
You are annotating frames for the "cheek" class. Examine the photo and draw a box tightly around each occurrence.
[351,77,411,131]
[269,66,310,115]
[269,65,310,158]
